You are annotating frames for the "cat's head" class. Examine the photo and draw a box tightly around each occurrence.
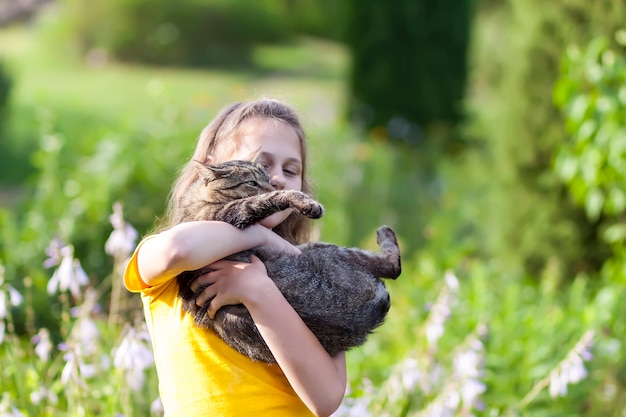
[191,159,274,200]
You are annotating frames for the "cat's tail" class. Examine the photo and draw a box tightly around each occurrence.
[376,226,402,279]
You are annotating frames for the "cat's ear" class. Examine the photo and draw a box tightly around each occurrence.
[193,160,220,182]
[193,160,232,182]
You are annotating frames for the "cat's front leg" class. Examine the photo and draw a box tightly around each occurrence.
[219,191,323,229]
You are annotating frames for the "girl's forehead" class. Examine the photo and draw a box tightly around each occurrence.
[232,117,302,162]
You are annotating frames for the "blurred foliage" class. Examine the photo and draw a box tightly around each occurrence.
[0,60,11,137]
[456,0,626,280]
[281,0,350,43]
[343,0,472,251]
[551,29,626,415]
[40,0,348,68]
[347,253,618,416]
[554,34,626,249]
[2,1,626,414]
[346,0,471,146]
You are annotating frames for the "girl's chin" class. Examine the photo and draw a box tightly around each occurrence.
[260,210,292,229]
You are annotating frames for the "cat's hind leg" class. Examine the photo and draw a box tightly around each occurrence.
[375,226,401,279]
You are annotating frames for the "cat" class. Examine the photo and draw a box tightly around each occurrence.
[175,159,401,363]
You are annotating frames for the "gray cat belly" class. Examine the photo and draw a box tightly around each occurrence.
[255,247,390,345]
[213,245,392,362]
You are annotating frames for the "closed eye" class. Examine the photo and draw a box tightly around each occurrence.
[284,169,298,177]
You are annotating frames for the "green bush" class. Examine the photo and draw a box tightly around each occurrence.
[554,35,626,278]
[283,0,349,42]
[455,0,626,280]
[346,0,471,145]
[49,0,293,67]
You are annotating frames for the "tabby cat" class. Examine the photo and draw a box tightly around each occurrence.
[175,160,401,363]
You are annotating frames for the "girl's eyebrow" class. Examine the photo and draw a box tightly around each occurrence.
[259,152,302,166]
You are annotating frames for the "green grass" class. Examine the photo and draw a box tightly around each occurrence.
[0,26,349,188]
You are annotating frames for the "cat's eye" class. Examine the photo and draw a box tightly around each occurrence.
[247,180,259,187]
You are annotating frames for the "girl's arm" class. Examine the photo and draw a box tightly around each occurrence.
[193,256,347,416]
[137,221,299,287]
[247,277,347,417]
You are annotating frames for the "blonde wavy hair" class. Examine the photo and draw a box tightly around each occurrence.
[158,98,313,244]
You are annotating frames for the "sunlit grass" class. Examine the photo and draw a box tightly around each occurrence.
[0,27,348,126]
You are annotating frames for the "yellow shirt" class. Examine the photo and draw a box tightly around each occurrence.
[124,238,315,417]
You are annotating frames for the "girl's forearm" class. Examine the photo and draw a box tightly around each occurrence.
[137,221,270,286]
[245,285,347,417]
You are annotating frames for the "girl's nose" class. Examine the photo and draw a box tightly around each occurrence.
[270,173,286,190]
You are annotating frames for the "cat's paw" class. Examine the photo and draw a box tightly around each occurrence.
[376,226,398,245]
[377,226,401,279]
[301,201,324,219]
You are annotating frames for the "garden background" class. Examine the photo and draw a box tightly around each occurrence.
[1,0,626,416]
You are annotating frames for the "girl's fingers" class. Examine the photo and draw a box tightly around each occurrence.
[208,297,220,319]
[190,272,214,292]
[195,284,217,306]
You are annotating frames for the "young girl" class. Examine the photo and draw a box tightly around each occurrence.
[124,98,347,417]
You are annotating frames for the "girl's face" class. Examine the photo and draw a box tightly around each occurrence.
[228,117,304,229]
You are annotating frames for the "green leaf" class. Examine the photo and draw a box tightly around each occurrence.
[576,119,597,144]
[553,77,573,108]
[603,223,626,243]
[585,188,604,221]
[555,153,578,183]
[568,95,590,127]
[618,85,626,105]
[615,29,626,47]
[608,187,626,213]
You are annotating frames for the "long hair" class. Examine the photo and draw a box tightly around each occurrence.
[157,98,313,244]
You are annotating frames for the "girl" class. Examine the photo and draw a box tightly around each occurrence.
[124,98,347,417]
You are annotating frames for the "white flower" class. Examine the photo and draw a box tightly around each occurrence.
[32,328,53,363]
[0,291,6,320]
[113,324,155,391]
[150,397,164,416]
[72,315,101,357]
[105,202,139,259]
[453,325,487,412]
[0,393,23,417]
[444,271,459,291]
[30,387,58,405]
[43,237,66,268]
[46,245,89,298]
[424,272,458,349]
[0,267,24,344]
[60,348,80,385]
[400,357,421,391]
[0,268,23,319]
[7,287,22,307]
[332,397,372,417]
[548,330,594,398]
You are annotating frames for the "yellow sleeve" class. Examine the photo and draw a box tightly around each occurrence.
[123,236,154,293]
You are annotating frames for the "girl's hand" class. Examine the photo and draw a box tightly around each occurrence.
[191,255,273,319]
[256,225,302,255]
